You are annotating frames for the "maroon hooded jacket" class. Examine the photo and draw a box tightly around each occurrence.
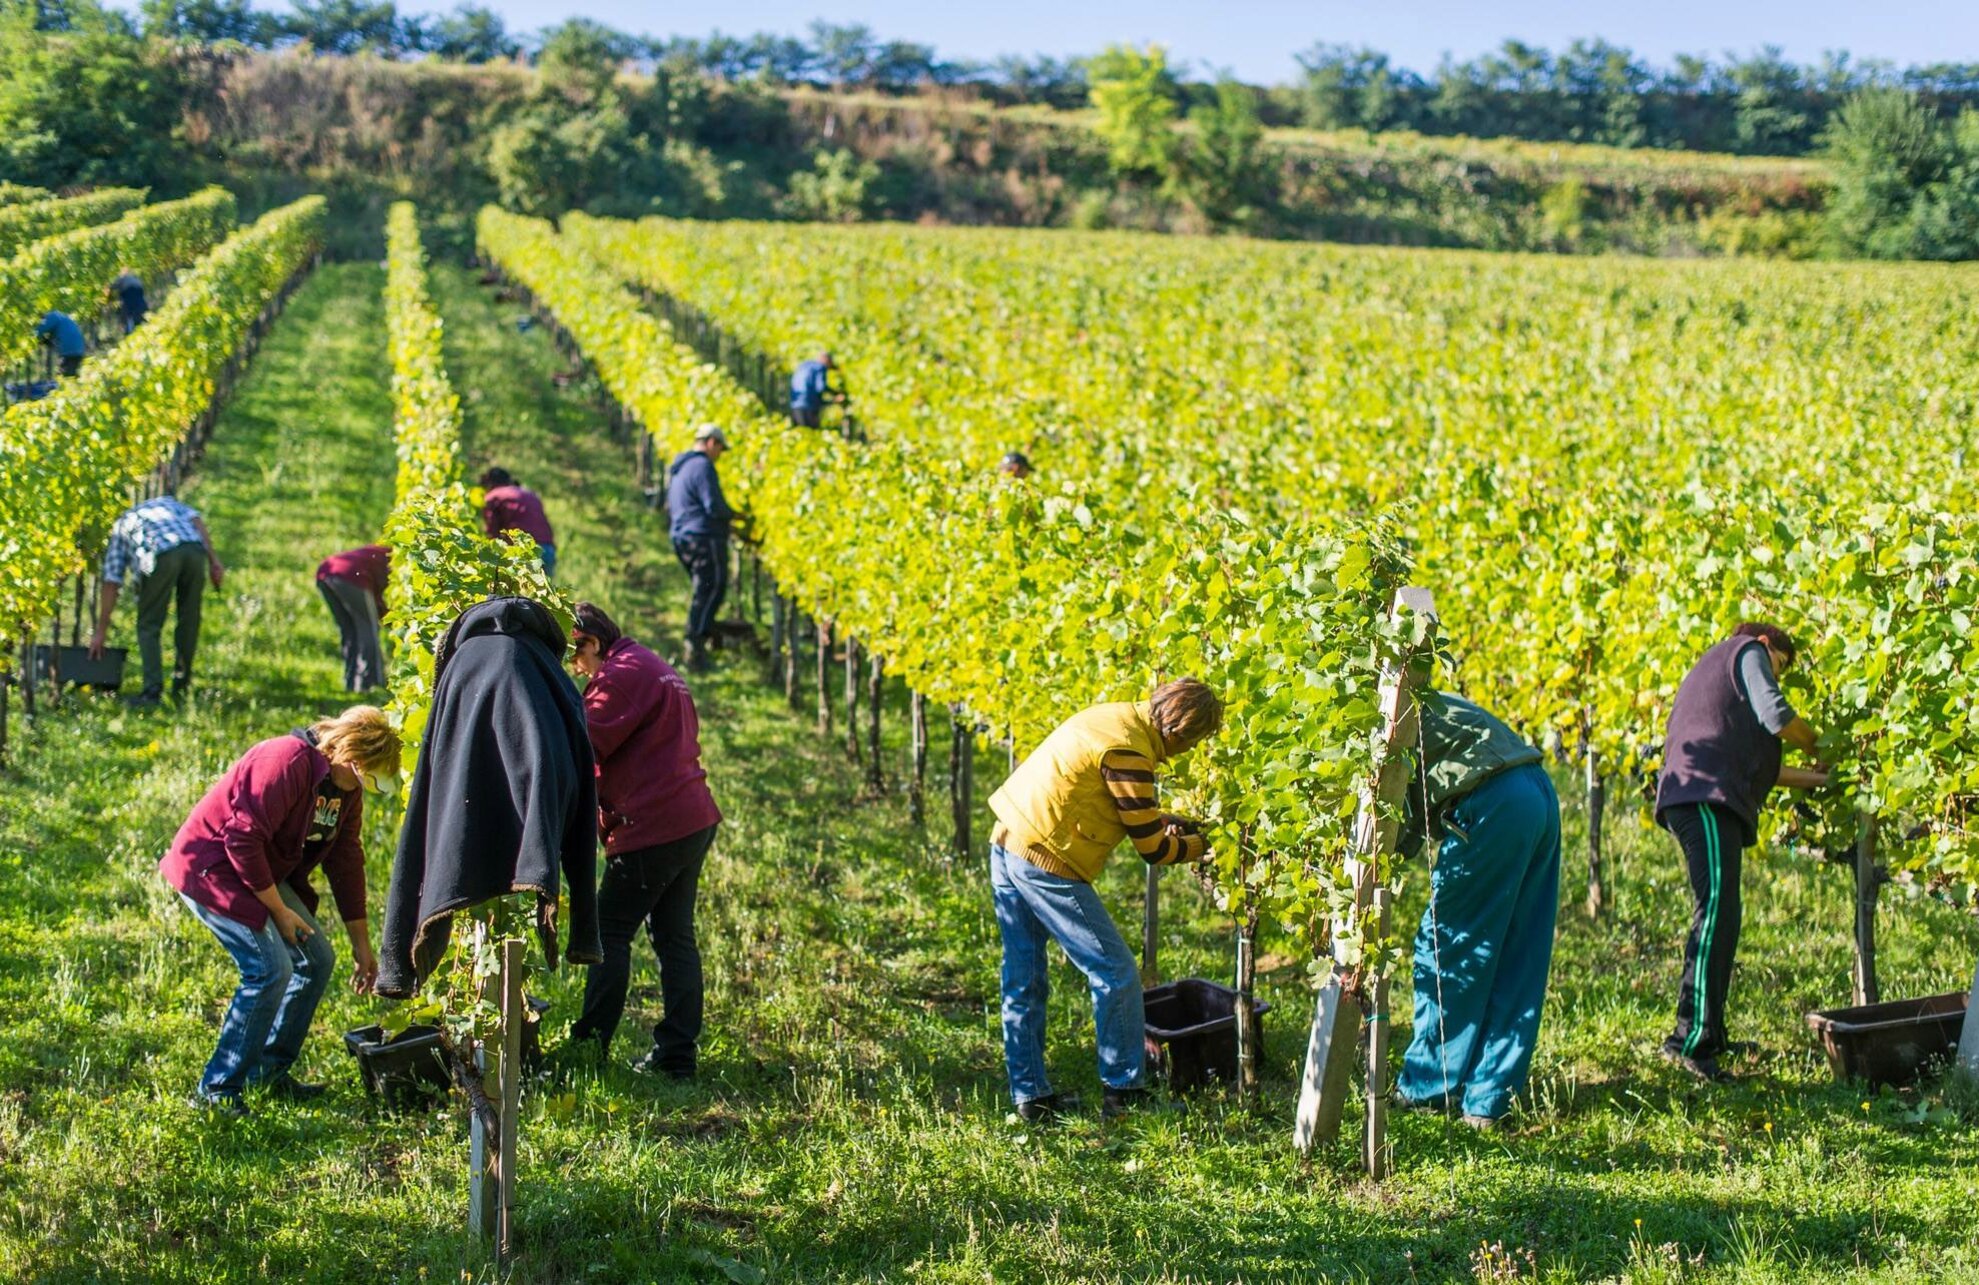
[160,734,366,928]
[584,638,721,855]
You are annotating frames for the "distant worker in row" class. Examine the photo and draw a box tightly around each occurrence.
[37,309,86,377]
[1657,622,1829,1084]
[666,424,736,673]
[1395,688,1561,1129]
[479,466,558,577]
[89,494,225,707]
[164,706,402,1116]
[987,679,1223,1121]
[999,452,1034,480]
[564,602,721,1078]
[317,544,390,693]
[111,267,148,333]
[788,350,842,429]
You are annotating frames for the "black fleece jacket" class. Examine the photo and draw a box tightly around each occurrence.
[376,597,601,998]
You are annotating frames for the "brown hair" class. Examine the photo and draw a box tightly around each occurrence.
[572,601,622,649]
[1733,622,1796,667]
[1150,678,1224,745]
[310,705,401,776]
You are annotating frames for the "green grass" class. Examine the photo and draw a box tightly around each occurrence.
[2,261,1976,1284]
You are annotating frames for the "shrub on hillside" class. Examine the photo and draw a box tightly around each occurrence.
[1823,89,1979,260]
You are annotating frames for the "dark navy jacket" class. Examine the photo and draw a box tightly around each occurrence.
[667,449,734,541]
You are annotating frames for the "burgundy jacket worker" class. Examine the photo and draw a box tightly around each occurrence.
[565,602,721,1078]
[162,708,400,1114]
[478,466,557,577]
[316,543,389,692]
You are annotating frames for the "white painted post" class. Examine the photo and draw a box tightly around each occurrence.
[1957,955,1979,1077]
[1294,587,1433,1164]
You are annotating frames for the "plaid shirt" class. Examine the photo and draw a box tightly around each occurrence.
[102,497,205,586]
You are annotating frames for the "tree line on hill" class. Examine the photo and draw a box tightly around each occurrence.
[2,0,1976,260]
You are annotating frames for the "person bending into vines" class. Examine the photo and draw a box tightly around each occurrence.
[1394,690,1561,1128]
[987,679,1223,1122]
[161,707,401,1117]
[1656,622,1829,1084]
[563,602,722,1079]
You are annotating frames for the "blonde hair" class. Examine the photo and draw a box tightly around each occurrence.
[310,705,402,776]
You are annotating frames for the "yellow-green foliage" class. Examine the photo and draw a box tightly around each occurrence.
[0,188,146,261]
[480,203,1431,969]
[564,214,1979,894]
[379,201,567,765]
[0,187,237,370]
[0,197,325,656]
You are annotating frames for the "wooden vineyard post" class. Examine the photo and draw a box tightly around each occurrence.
[843,638,861,764]
[909,691,929,830]
[1853,810,1881,1007]
[769,592,786,683]
[1293,587,1434,1171]
[1141,866,1160,986]
[1585,736,1606,917]
[1235,906,1260,1106]
[469,938,525,1259]
[865,654,885,796]
[782,605,800,710]
[815,619,832,737]
[949,708,974,861]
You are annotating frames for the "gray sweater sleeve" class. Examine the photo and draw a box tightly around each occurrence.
[1737,644,1797,735]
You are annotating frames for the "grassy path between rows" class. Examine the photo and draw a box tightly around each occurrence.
[0,259,1975,1283]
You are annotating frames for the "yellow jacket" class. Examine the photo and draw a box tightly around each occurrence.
[990,701,1175,883]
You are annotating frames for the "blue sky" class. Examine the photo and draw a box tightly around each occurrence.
[472,0,1976,81]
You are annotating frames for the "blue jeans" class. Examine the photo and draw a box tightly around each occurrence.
[989,843,1146,1104]
[181,883,336,1098]
[1398,763,1561,1120]
[539,543,558,579]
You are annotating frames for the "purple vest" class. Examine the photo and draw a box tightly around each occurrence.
[1655,637,1781,847]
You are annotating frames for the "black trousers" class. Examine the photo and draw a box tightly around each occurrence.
[673,535,729,644]
[573,825,716,1068]
[791,405,822,428]
[1663,802,1745,1060]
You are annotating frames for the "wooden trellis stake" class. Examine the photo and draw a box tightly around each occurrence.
[468,938,526,1263]
[1293,587,1434,1175]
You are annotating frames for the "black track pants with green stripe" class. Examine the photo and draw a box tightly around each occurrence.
[1663,802,1745,1060]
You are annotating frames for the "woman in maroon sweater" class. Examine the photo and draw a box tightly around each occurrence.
[565,603,721,1077]
[162,707,401,1115]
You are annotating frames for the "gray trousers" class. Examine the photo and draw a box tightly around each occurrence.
[133,542,207,696]
[318,577,384,692]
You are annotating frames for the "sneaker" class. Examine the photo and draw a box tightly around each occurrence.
[1461,1113,1502,1131]
[1660,1046,1735,1084]
[1014,1092,1080,1124]
[258,1073,328,1102]
[629,1047,694,1081]
[1394,1093,1455,1116]
[124,688,163,709]
[1102,1087,1185,1119]
[188,1091,248,1118]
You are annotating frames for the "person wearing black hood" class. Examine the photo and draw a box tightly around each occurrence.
[376,597,601,999]
[666,424,736,673]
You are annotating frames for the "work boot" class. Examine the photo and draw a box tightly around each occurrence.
[188,1091,248,1118]
[258,1073,328,1102]
[1014,1092,1080,1124]
[629,1047,694,1081]
[1660,1045,1735,1084]
[125,688,162,709]
[685,638,711,674]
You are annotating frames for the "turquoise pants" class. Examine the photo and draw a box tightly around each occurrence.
[1398,762,1561,1120]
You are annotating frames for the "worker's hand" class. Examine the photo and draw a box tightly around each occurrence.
[349,941,379,994]
[1161,814,1201,837]
[207,560,225,590]
[87,628,107,661]
[273,906,312,948]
